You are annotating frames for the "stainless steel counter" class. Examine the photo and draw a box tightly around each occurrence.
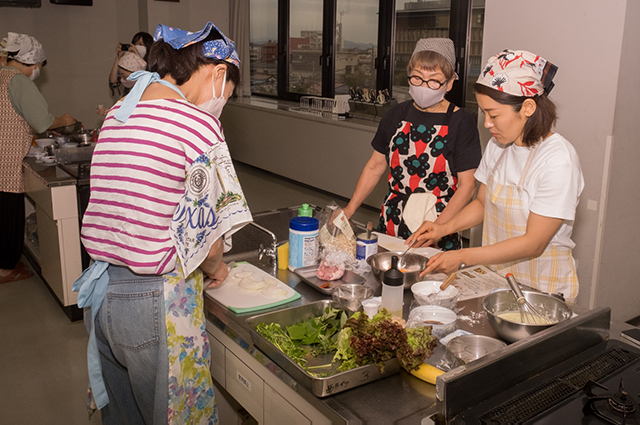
[23,157,77,187]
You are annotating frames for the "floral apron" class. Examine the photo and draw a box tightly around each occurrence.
[378,103,461,250]
[482,143,579,303]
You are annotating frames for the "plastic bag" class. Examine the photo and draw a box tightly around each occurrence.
[315,202,358,280]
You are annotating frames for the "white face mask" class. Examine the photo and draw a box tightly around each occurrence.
[135,45,147,58]
[120,76,135,89]
[198,70,227,119]
[409,84,446,109]
[29,66,40,81]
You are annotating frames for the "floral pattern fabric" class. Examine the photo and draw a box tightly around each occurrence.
[165,263,218,424]
[378,104,461,250]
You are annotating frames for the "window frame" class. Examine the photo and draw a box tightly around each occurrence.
[258,0,478,107]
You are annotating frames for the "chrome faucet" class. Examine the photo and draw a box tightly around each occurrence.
[251,222,278,272]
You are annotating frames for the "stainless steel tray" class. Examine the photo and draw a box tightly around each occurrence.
[293,265,366,295]
[245,300,400,397]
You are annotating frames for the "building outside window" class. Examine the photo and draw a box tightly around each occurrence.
[250,0,484,112]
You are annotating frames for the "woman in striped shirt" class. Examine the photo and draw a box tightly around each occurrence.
[74,22,252,424]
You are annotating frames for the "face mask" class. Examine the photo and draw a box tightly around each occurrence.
[409,84,446,109]
[135,45,147,58]
[121,76,135,89]
[198,70,227,119]
[29,66,40,81]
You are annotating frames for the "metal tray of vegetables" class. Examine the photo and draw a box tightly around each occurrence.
[245,300,436,397]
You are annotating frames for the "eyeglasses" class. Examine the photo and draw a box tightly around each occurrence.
[407,75,449,90]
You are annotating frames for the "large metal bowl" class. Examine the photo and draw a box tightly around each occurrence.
[482,290,573,342]
[366,251,429,289]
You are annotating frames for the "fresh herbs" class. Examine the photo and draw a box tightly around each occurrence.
[257,307,436,377]
[256,307,347,375]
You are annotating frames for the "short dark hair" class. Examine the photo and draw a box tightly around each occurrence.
[474,83,557,147]
[146,33,240,87]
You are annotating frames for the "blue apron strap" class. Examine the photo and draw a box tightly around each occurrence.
[114,70,187,123]
[72,261,111,409]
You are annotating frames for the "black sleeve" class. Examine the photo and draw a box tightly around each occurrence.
[447,109,482,175]
[370,101,411,155]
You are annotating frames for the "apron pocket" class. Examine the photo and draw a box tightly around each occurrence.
[106,286,162,351]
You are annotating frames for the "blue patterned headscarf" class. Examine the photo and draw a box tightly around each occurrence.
[154,22,240,68]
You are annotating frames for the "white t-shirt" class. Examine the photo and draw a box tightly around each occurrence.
[475,133,584,249]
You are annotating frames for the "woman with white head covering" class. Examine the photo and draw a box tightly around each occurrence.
[344,38,482,250]
[409,49,584,303]
[0,32,76,281]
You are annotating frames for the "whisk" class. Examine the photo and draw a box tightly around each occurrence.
[505,273,550,325]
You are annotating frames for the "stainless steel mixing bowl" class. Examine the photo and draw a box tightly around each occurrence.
[366,251,429,289]
[482,290,573,342]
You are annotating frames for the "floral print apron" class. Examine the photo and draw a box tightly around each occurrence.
[378,103,461,250]
[165,263,218,424]
[483,144,579,303]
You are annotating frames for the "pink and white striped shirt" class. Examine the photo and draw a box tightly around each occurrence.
[81,98,233,275]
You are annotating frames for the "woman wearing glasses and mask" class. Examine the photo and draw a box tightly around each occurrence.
[344,38,481,250]
[73,22,252,424]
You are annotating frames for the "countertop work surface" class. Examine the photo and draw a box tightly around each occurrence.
[204,261,500,424]
[23,157,77,187]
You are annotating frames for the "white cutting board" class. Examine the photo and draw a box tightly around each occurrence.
[205,262,300,314]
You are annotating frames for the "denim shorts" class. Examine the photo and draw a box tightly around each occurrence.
[89,265,169,425]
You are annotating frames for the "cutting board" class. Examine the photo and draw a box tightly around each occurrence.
[205,262,300,314]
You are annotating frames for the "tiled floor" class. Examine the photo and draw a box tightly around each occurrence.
[0,161,378,425]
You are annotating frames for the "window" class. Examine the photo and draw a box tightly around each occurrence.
[250,0,484,110]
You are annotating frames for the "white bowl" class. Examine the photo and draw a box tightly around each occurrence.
[406,305,457,339]
[42,156,56,164]
[35,138,54,148]
[411,280,460,309]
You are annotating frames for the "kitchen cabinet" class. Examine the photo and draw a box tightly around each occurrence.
[23,160,82,319]
[206,322,333,424]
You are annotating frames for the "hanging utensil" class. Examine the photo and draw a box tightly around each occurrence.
[505,273,551,325]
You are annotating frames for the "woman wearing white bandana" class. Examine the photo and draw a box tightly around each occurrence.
[73,22,251,424]
[408,49,584,303]
[0,32,75,281]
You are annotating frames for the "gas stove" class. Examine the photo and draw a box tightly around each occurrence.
[453,339,640,424]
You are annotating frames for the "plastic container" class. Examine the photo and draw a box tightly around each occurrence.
[288,216,319,270]
[380,255,404,318]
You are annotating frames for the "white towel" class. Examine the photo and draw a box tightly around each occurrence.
[403,192,438,233]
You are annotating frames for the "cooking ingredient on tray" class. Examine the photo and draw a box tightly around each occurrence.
[381,255,404,318]
[408,363,445,384]
[334,309,437,372]
[256,307,347,373]
[257,307,436,377]
[316,257,345,281]
[498,311,555,325]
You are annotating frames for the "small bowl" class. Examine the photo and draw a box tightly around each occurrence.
[482,290,573,342]
[406,305,457,339]
[332,283,374,312]
[42,156,56,164]
[35,138,54,149]
[367,251,429,289]
[445,335,506,366]
[411,280,460,309]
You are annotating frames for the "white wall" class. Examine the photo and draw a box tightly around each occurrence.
[482,0,639,321]
[0,0,229,130]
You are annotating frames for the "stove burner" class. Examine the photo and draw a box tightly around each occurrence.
[583,380,639,425]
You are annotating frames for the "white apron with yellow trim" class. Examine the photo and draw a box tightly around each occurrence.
[482,143,579,303]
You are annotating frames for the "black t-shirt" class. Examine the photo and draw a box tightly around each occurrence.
[371,100,482,176]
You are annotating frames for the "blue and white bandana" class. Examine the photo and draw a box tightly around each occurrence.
[154,21,240,68]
